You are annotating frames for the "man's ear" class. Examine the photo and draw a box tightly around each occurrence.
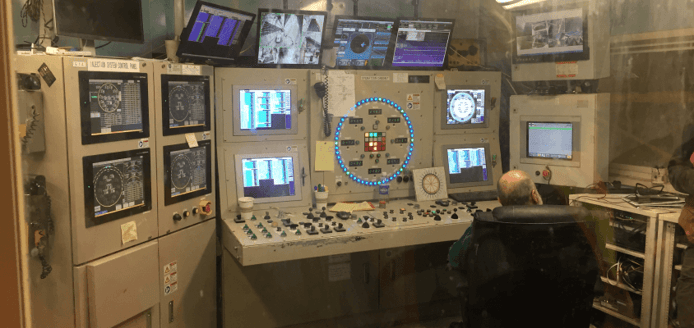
[531,189,543,205]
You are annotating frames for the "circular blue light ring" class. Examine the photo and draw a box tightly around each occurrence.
[334,97,415,185]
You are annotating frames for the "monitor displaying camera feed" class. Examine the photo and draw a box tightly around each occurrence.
[527,122,573,160]
[257,10,327,66]
[515,8,584,58]
[391,19,454,68]
[333,17,395,68]
[161,75,211,135]
[241,156,295,199]
[446,89,485,125]
[239,89,292,130]
[447,147,489,184]
[164,141,212,205]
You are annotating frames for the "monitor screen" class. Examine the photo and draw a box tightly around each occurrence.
[391,19,454,68]
[161,75,211,135]
[333,17,395,68]
[447,147,489,184]
[256,10,327,66]
[527,122,573,160]
[241,156,295,199]
[164,141,212,205]
[446,89,485,125]
[54,0,144,43]
[239,89,292,130]
[177,2,255,64]
[513,6,588,63]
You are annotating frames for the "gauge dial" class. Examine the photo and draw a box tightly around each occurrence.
[422,173,441,195]
[93,166,124,208]
[170,86,191,122]
[97,83,121,113]
[449,92,476,123]
[171,154,192,190]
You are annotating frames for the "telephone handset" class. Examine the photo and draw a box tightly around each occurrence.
[313,67,331,137]
[25,175,53,279]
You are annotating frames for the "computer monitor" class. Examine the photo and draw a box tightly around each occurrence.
[440,85,490,130]
[163,141,212,205]
[527,122,573,160]
[234,152,302,204]
[391,18,454,69]
[176,2,255,64]
[82,149,152,227]
[78,71,150,145]
[256,9,327,67]
[231,85,299,136]
[160,75,211,135]
[442,144,494,189]
[333,16,396,68]
[53,0,145,44]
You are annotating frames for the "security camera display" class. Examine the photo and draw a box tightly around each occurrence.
[447,147,488,184]
[169,146,208,198]
[241,156,295,199]
[239,89,292,130]
[257,11,326,65]
[527,122,573,160]
[167,80,207,129]
[334,17,395,67]
[85,75,146,136]
[515,8,584,57]
[92,155,146,217]
[446,89,485,125]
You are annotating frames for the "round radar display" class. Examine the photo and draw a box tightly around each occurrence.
[449,92,476,123]
[334,97,415,186]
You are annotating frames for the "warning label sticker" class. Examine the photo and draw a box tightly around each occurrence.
[164,260,178,296]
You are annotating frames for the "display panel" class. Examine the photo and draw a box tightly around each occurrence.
[176,2,256,64]
[83,149,152,227]
[54,0,144,44]
[239,89,291,130]
[161,75,211,135]
[441,144,494,188]
[391,19,454,68]
[79,71,150,144]
[256,9,327,67]
[446,89,485,125]
[241,156,296,199]
[527,122,573,160]
[333,16,395,68]
[164,141,213,205]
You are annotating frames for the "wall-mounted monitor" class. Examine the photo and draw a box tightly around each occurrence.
[82,149,152,227]
[176,1,256,65]
[440,85,490,130]
[79,71,149,144]
[232,85,298,136]
[256,9,327,68]
[161,75,211,135]
[54,0,145,44]
[390,18,454,69]
[527,122,573,160]
[333,16,396,68]
[441,144,494,189]
[234,152,302,204]
[163,141,212,205]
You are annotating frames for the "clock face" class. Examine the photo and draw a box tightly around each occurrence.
[449,92,476,123]
[97,83,121,113]
[422,173,440,195]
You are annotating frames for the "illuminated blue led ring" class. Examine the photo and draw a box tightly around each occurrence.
[334,97,415,186]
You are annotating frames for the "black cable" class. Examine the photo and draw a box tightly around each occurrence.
[321,66,331,137]
[95,41,112,49]
[20,0,42,28]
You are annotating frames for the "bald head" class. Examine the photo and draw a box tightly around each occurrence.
[497,170,543,206]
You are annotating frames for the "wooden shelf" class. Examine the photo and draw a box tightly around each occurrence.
[606,243,646,259]
[592,302,641,327]
[600,276,642,295]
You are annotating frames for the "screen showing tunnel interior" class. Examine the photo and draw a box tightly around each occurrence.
[446,89,485,125]
[527,122,573,159]
[334,17,395,67]
[87,78,144,136]
[515,8,584,57]
[167,80,206,129]
[391,20,453,67]
[257,12,325,65]
[242,157,295,199]
[447,147,488,184]
[92,156,145,217]
[239,89,292,130]
[169,146,208,198]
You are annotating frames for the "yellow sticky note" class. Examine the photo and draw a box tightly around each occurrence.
[315,141,335,172]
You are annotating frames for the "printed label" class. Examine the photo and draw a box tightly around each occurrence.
[182,65,201,75]
[393,73,408,83]
[328,254,350,264]
[361,76,390,81]
[285,78,297,85]
[556,61,578,78]
[167,64,182,74]
[202,131,210,140]
[328,263,351,282]
[72,61,87,68]
[88,58,139,72]
[138,138,149,148]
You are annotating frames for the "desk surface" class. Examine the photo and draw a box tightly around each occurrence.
[570,193,682,223]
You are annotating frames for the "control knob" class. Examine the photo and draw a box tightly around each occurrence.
[183,210,190,218]
[173,213,182,222]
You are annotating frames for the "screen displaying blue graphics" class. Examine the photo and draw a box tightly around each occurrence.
[242,157,295,199]
[334,17,395,67]
[239,89,292,130]
[447,147,488,184]
[446,89,485,125]
[527,122,573,160]
[257,11,326,65]
[392,20,453,68]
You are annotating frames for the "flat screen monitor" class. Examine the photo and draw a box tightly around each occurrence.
[256,9,327,67]
[54,0,145,43]
[391,19,454,68]
[79,71,150,145]
[82,149,152,227]
[446,88,486,125]
[176,2,255,64]
[527,122,573,160]
[161,75,211,135]
[239,89,291,130]
[164,141,212,205]
[446,147,490,185]
[333,16,396,68]
[235,152,302,204]
[513,4,589,64]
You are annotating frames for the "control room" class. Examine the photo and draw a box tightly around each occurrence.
[2,0,693,327]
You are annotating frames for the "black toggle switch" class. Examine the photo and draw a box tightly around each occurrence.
[173,213,182,222]
[434,215,441,221]
[362,222,370,228]
[264,212,271,220]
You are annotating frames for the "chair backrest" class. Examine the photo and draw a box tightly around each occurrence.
[464,205,598,328]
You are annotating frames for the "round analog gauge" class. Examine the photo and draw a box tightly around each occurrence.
[93,167,124,208]
[169,86,190,122]
[97,83,121,113]
[449,92,476,123]
[422,173,441,195]
[171,154,192,190]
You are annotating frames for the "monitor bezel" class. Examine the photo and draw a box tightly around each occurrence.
[234,152,303,204]
[163,141,213,206]
[519,117,582,167]
[255,8,328,69]
[232,84,299,136]
[160,74,212,136]
[389,17,456,71]
[332,15,398,70]
[440,84,491,130]
[82,149,152,228]
[79,71,150,145]
[53,0,145,44]
[176,1,256,65]
[441,143,494,189]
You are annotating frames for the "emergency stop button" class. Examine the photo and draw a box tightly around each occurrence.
[199,200,212,215]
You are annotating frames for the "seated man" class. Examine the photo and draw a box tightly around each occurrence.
[448,170,543,269]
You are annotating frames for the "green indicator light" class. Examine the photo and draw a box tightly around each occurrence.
[91,96,98,98]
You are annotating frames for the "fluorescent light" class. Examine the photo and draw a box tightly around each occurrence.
[503,0,547,9]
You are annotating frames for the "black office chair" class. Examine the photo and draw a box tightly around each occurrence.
[458,205,598,328]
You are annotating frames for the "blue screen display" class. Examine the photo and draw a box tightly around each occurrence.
[392,20,453,68]
[187,5,251,47]
[239,89,292,130]
[242,157,295,199]
[447,147,488,184]
[334,18,395,67]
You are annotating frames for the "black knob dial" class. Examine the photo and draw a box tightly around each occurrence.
[307,213,315,220]
[434,215,442,221]
[183,211,190,218]
[362,222,370,228]
[173,213,182,222]
[192,208,199,215]
[337,181,342,187]
[397,176,403,183]
[320,211,327,218]
[451,213,459,219]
